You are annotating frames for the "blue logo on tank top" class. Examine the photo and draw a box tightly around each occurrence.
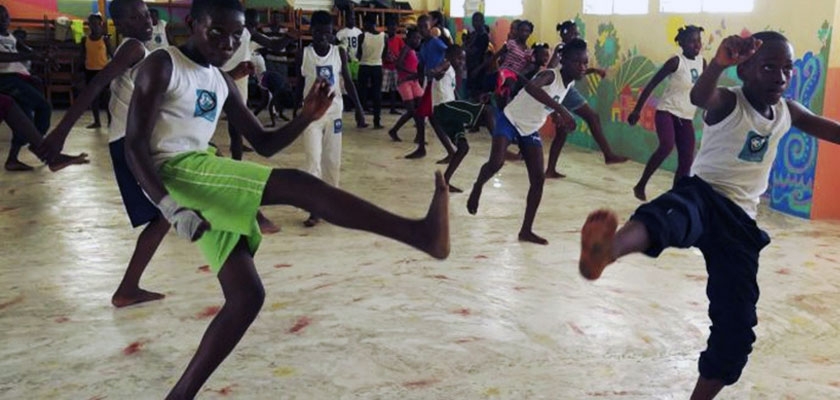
[544,95,562,112]
[690,68,699,83]
[738,130,770,162]
[194,89,218,122]
[317,65,335,86]
[333,119,342,134]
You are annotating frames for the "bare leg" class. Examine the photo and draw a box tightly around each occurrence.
[467,135,509,215]
[545,125,570,178]
[443,138,469,193]
[262,170,449,259]
[429,115,456,159]
[574,105,628,164]
[388,99,417,141]
[112,216,169,308]
[166,239,265,400]
[689,377,725,400]
[257,211,280,234]
[518,145,548,245]
[579,210,652,280]
[404,115,427,159]
[4,102,88,171]
[635,111,676,201]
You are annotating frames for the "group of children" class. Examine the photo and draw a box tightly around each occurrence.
[3,1,840,399]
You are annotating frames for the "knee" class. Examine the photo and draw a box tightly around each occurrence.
[230,283,266,317]
[458,140,470,154]
[487,158,504,172]
[530,171,545,186]
[655,140,675,154]
[700,303,757,385]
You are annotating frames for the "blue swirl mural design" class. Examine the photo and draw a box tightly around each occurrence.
[768,51,821,218]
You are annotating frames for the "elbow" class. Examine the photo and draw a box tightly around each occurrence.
[689,91,705,108]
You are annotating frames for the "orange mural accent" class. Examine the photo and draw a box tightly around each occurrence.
[4,0,62,20]
[811,67,840,220]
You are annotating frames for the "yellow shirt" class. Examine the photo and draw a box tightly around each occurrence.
[85,36,108,70]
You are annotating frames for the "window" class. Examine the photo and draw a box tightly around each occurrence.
[583,0,648,15]
[485,0,523,17]
[660,0,754,13]
[450,0,465,18]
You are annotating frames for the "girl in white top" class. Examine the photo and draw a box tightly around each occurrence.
[467,39,586,246]
[580,33,840,400]
[145,8,169,51]
[296,10,367,227]
[628,25,706,201]
[356,15,387,128]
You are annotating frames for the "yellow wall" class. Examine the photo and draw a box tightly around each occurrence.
[526,0,832,61]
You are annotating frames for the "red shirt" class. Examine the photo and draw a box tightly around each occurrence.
[384,35,405,71]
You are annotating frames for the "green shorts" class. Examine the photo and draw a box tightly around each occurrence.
[348,59,360,81]
[433,100,487,143]
[158,150,273,273]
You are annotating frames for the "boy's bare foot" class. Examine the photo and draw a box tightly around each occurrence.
[546,170,566,179]
[466,185,481,215]
[633,185,647,202]
[448,184,463,193]
[419,171,450,259]
[388,129,402,142]
[303,215,321,227]
[579,209,619,280]
[605,154,629,164]
[257,211,281,234]
[112,288,165,308]
[5,159,34,172]
[48,153,90,172]
[86,122,101,129]
[518,230,549,245]
[436,155,452,164]
[405,148,426,159]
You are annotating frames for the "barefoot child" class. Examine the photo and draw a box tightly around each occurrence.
[579,32,840,400]
[295,10,367,227]
[628,25,705,201]
[544,20,628,177]
[39,0,166,307]
[356,14,386,129]
[122,3,449,397]
[388,28,423,143]
[466,39,585,245]
[81,13,113,129]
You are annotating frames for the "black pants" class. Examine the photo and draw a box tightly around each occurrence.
[631,176,771,385]
[357,65,382,125]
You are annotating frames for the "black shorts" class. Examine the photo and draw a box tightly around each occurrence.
[109,138,160,227]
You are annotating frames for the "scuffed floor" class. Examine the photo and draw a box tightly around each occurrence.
[1,111,840,399]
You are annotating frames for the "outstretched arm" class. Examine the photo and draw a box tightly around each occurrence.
[628,56,678,125]
[788,100,840,145]
[40,39,146,159]
[223,73,334,157]
[691,35,761,124]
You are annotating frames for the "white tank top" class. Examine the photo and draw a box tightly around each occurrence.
[0,33,30,75]
[146,20,169,51]
[150,47,230,168]
[432,66,457,106]
[109,38,150,142]
[503,68,572,135]
[359,31,385,66]
[301,44,344,118]
[657,53,704,120]
[691,87,791,219]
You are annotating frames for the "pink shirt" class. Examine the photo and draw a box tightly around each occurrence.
[384,35,404,70]
[500,39,532,72]
[398,48,418,81]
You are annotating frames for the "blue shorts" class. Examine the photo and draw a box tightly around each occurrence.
[492,110,542,148]
[561,86,586,111]
[109,138,160,228]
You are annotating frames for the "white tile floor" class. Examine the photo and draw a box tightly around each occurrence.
[1,111,840,399]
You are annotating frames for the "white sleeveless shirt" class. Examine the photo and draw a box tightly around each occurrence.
[150,47,230,168]
[301,44,344,118]
[691,87,792,219]
[359,31,385,66]
[503,68,572,135]
[657,53,704,120]
[109,38,150,142]
[432,65,457,106]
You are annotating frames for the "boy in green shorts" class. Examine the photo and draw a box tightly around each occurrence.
[123,1,450,397]
[434,92,494,193]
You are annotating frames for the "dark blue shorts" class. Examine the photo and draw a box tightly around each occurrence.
[109,138,160,228]
[561,86,586,111]
[630,175,770,385]
[492,110,542,148]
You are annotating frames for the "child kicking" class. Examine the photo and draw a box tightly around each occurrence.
[579,32,840,399]
[466,39,585,245]
[39,0,166,307]
[122,1,449,397]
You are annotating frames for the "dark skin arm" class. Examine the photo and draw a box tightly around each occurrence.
[340,46,367,127]
[250,27,297,53]
[788,100,840,145]
[691,35,762,124]
[39,38,147,160]
[628,56,679,125]
[356,31,364,61]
